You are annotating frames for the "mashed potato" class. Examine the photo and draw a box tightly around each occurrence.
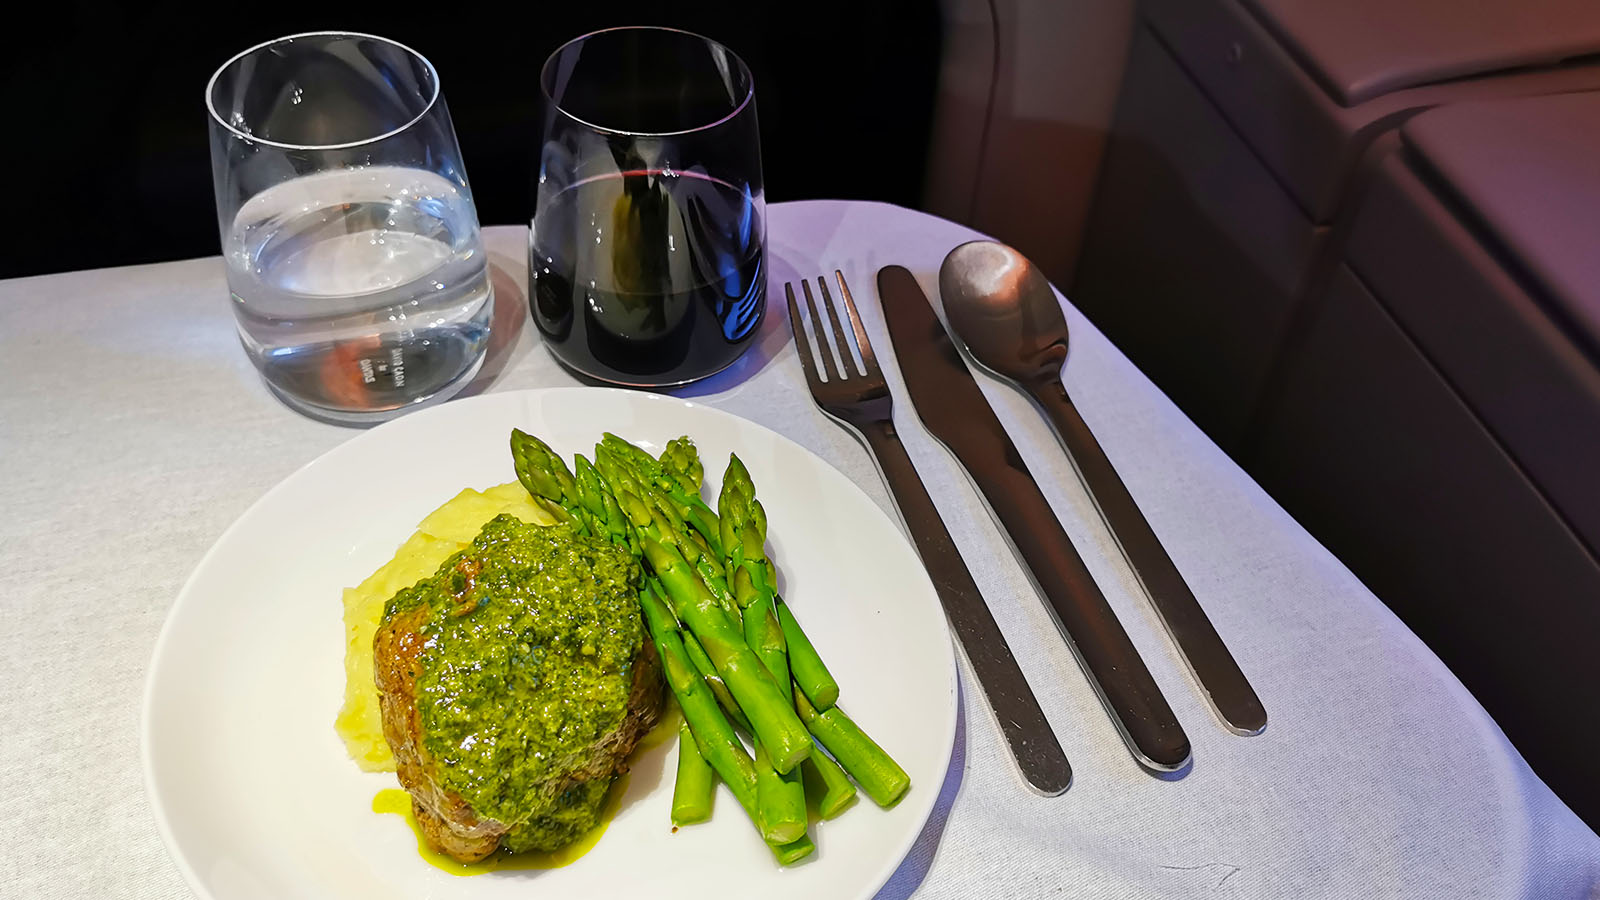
[335,482,556,771]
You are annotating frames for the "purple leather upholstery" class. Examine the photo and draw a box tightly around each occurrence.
[1244,0,1600,105]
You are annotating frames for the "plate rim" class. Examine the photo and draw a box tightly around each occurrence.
[141,386,959,900]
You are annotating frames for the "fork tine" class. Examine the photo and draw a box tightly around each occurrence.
[814,275,862,379]
[831,270,880,378]
[800,279,842,382]
[785,282,823,391]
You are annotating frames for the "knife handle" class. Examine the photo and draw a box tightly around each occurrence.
[852,416,1073,795]
[961,436,1192,772]
[1029,377,1267,735]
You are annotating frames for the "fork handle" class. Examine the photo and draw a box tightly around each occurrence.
[855,416,1073,795]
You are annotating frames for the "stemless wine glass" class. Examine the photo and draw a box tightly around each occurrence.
[531,27,766,386]
[207,32,492,425]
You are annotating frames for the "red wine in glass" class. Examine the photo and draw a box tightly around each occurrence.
[531,27,767,386]
[530,167,764,384]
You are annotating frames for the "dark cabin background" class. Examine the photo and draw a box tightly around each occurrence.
[1,2,942,278]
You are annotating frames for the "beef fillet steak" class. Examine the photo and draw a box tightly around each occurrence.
[374,515,663,862]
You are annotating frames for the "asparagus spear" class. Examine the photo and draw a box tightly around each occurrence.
[573,454,630,546]
[777,598,840,710]
[511,428,574,503]
[671,721,714,826]
[745,590,808,844]
[640,586,813,863]
[718,453,852,835]
[511,430,590,532]
[694,560,741,622]
[602,431,674,486]
[597,441,750,627]
[719,454,778,590]
[658,435,704,494]
[682,629,752,732]
[718,454,784,656]
[601,449,742,622]
[718,456,794,711]
[719,463,811,844]
[801,747,859,820]
[598,449,692,559]
[603,440,814,842]
[716,450,899,806]
[795,688,910,808]
[743,593,790,698]
[637,586,755,794]
[602,433,723,556]
[753,743,808,844]
[642,537,812,774]
[686,452,809,840]
[686,535,742,619]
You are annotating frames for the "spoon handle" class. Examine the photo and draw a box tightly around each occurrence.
[1029,378,1268,735]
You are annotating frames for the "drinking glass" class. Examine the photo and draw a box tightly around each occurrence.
[531,27,766,386]
[207,32,491,424]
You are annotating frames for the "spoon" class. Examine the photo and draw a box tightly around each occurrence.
[939,240,1267,736]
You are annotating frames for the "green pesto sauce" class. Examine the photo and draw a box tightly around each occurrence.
[384,515,643,847]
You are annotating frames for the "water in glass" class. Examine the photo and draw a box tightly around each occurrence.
[225,165,491,415]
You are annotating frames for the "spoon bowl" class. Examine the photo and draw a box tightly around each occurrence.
[938,240,1068,385]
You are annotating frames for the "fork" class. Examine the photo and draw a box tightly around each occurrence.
[786,271,1073,795]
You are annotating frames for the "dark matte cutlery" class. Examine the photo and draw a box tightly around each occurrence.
[876,265,1191,772]
[938,240,1266,736]
[786,270,1073,795]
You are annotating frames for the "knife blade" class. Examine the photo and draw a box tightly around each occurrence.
[876,265,1191,771]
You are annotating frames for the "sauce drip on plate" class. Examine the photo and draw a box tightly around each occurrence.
[372,706,680,875]
[372,775,627,876]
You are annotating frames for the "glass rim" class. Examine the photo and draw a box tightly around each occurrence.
[539,25,755,138]
[205,30,441,152]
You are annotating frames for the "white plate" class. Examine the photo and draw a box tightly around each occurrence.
[143,387,958,900]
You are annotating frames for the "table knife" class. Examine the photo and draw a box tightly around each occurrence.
[876,265,1191,771]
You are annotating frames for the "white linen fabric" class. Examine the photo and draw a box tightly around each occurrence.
[2,202,1596,899]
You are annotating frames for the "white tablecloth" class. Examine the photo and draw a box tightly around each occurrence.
[3,201,1597,899]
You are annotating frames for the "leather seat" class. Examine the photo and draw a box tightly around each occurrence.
[1072,0,1600,450]
[1250,93,1600,826]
